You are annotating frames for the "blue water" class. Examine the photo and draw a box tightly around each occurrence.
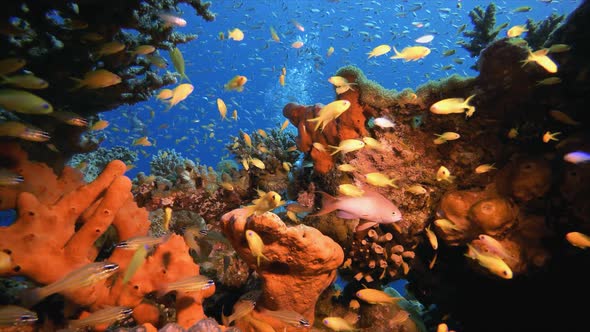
[98,0,582,178]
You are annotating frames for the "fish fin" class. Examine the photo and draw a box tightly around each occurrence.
[221,306,229,326]
[308,191,339,217]
[355,221,378,232]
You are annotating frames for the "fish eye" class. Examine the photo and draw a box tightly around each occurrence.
[42,104,50,109]
[19,314,37,322]
[323,319,329,325]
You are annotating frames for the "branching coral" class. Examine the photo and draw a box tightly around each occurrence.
[0,0,215,165]
[459,3,507,58]
[0,143,213,329]
[525,13,565,50]
[69,145,138,182]
[150,148,186,182]
[225,128,299,194]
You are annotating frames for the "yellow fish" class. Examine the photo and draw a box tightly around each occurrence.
[133,136,152,146]
[307,100,351,131]
[232,109,238,121]
[337,164,356,172]
[248,157,265,169]
[269,26,280,42]
[164,83,194,111]
[405,184,427,195]
[245,229,269,266]
[390,46,431,61]
[0,58,26,76]
[565,231,590,249]
[362,137,384,150]
[156,88,174,101]
[475,164,496,174]
[279,73,285,86]
[436,166,455,183]
[242,132,253,147]
[506,25,528,38]
[170,47,191,82]
[224,75,248,92]
[327,46,335,57]
[280,119,290,131]
[430,95,476,117]
[0,89,53,114]
[522,49,558,73]
[433,132,461,144]
[228,28,244,41]
[322,316,357,331]
[338,184,365,197]
[130,45,155,55]
[69,69,121,90]
[90,120,109,131]
[244,190,285,217]
[542,131,560,143]
[356,288,401,305]
[163,207,172,230]
[367,44,391,58]
[329,139,365,155]
[217,98,227,120]
[0,74,48,89]
[365,172,398,188]
[122,244,148,284]
[93,41,125,59]
[425,225,438,250]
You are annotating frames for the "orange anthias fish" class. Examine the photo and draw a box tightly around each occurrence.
[224,75,248,92]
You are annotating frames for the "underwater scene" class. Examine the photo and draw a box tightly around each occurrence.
[1,0,590,331]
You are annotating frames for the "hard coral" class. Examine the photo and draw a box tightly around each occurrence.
[0,143,212,329]
[220,208,344,331]
[459,3,504,58]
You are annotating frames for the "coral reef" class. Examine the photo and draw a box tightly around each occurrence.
[0,0,215,164]
[220,208,344,331]
[459,3,506,58]
[524,13,565,50]
[225,128,299,195]
[150,149,186,182]
[69,145,138,182]
[0,143,213,329]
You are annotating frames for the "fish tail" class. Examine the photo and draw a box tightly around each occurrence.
[464,94,476,106]
[221,307,229,326]
[306,117,322,131]
[329,146,340,155]
[20,287,43,308]
[68,77,83,91]
[390,46,401,58]
[308,191,339,217]
[182,73,192,83]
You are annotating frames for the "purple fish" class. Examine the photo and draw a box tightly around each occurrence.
[311,190,402,231]
[564,151,590,164]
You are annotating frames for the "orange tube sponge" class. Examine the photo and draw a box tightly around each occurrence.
[0,143,211,329]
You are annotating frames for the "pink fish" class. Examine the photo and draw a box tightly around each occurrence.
[159,13,187,27]
[311,190,402,231]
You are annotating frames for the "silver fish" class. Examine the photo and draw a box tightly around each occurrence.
[311,189,402,231]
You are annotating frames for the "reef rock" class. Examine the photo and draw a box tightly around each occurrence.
[221,208,344,331]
